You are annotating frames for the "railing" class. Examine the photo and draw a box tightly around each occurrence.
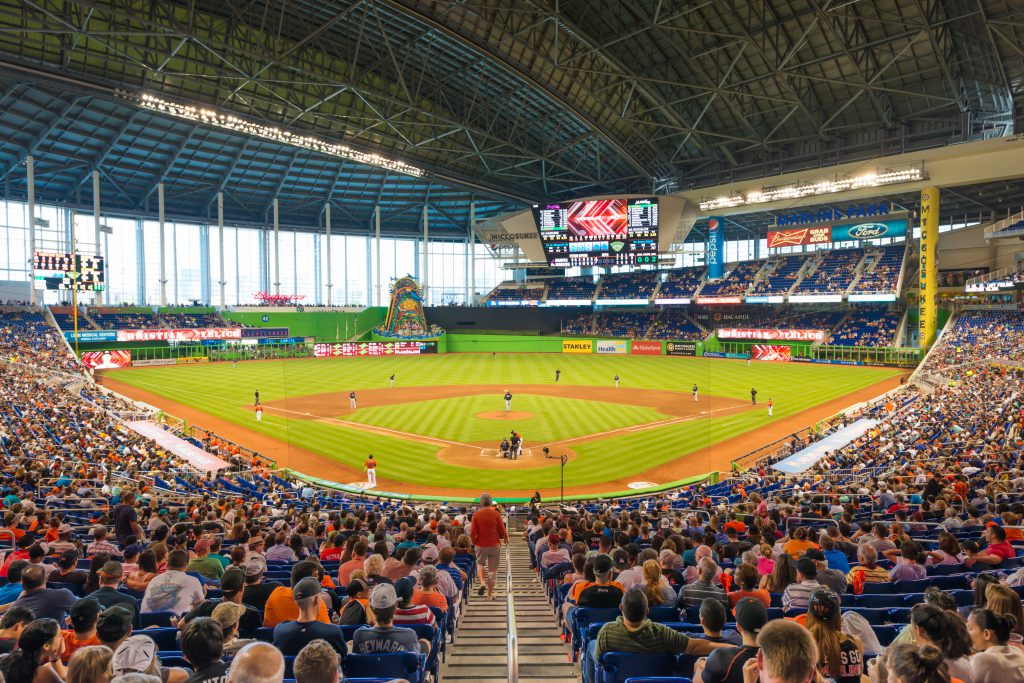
[982,209,1024,240]
[731,427,816,471]
[784,516,839,534]
[506,515,518,683]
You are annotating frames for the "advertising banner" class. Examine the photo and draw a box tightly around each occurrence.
[116,328,242,343]
[175,356,209,364]
[63,330,118,343]
[631,340,663,355]
[562,340,593,354]
[595,340,627,354]
[241,327,290,339]
[695,296,743,305]
[81,350,131,369]
[707,217,724,279]
[703,351,750,359]
[767,219,908,248]
[665,341,697,356]
[718,328,824,342]
[131,358,175,367]
[314,342,428,357]
[919,188,939,347]
[752,344,792,362]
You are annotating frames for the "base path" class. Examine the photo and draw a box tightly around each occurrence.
[102,374,906,499]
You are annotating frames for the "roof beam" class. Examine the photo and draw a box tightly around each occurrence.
[63,109,146,200]
[136,127,199,208]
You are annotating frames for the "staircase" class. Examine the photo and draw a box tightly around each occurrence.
[441,516,577,683]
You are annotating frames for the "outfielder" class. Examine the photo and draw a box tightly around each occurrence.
[349,391,357,409]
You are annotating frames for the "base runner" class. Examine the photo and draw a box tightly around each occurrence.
[364,454,377,487]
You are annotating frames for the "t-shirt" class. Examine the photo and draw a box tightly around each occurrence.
[702,644,759,683]
[273,619,348,656]
[11,587,77,621]
[577,584,624,608]
[262,586,330,627]
[985,541,1016,562]
[470,507,507,548]
[86,587,139,620]
[140,570,204,616]
[412,589,448,612]
[594,617,692,662]
[60,631,100,663]
[186,556,225,581]
[241,581,281,612]
[113,503,138,544]
[182,599,263,638]
[183,660,230,683]
[351,625,420,654]
[818,637,863,683]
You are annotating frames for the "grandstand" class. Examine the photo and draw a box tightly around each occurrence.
[2,2,1024,682]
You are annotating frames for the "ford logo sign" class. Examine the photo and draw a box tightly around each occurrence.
[849,223,888,238]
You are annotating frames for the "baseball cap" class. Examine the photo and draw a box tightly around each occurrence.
[659,518,671,528]
[346,578,368,598]
[123,543,142,558]
[370,583,398,610]
[112,635,157,675]
[244,555,267,578]
[421,543,439,563]
[57,523,73,535]
[809,588,840,621]
[803,548,826,562]
[220,568,245,595]
[734,597,769,634]
[248,536,265,547]
[393,576,416,602]
[99,561,124,578]
[293,576,322,601]
[592,554,614,575]
[211,601,246,630]
[194,539,211,554]
[272,519,286,531]
[97,606,134,644]
[70,597,102,631]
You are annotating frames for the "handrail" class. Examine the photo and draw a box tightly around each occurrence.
[784,516,840,534]
[506,515,518,683]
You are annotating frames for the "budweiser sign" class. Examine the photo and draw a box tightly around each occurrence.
[254,291,306,304]
[116,328,243,342]
[718,328,825,342]
[766,226,831,248]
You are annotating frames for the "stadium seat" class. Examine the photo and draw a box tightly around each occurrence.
[599,652,678,683]
[143,628,180,651]
[343,653,423,683]
[140,612,177,628]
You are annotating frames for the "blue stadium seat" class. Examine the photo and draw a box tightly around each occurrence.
[599,652,678,683]
[140,612,177,628]
[625,679,692,683]
[343,653,423,683]
[142,628,179,650]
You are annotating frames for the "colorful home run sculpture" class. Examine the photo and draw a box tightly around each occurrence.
[378,277,444,339]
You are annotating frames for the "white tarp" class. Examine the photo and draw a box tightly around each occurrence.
[128,421,231,472]
[772,419,879,474]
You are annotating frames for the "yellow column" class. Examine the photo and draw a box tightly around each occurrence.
[918,187,940,347]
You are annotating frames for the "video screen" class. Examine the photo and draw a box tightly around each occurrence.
[532,197,659,266]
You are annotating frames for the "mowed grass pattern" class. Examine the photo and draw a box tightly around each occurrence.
[111,353,901,489]
[345,394,669,443]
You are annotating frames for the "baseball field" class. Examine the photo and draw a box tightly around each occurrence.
[102,353,904,498]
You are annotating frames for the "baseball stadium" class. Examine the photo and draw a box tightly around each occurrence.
[1,2,1024,683]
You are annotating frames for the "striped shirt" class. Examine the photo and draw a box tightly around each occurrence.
[679,580,728,609]
[782,579,825,612]
[846,564,890,584]
[393,604,436,627]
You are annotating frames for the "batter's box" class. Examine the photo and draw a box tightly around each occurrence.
[480,447,532,459]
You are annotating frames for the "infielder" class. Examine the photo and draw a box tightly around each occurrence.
[555,369,560,382]
[389,373,395,388]
[768,399,774,416]
[254,390,260,406]
[364,454,377,487]
[255,405,263,422]
[349,391,357,409]
[504,390,512,412]
[692,384,698,402]
[614,374,620,388]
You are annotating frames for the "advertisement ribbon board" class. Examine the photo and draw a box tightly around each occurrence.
[562,340,594,354]
[595,340,627,354]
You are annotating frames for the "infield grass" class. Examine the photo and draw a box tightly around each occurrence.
[110,353,901,489]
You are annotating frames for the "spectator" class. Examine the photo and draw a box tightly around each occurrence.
[125,550,159,593]
[111,635,188,683]
[186,540,224,581]
[140,549,204,616]
[293,639,339,683]
[984,583,1024,639]
[846,545,888,586]
[11,564,77,622]
[760,554,796,593]
[180,568,261,639]
[87,526,122,558]
[181,617,229,683]
[694,598,768,683]
[965,526,1017,568]
[263,561,330,628]
[728,563,770,609]
[352,583,428,655]
[882,644,950,683]
[590,587,725,683]
[967,609,1024,683]
[338,579,369,626]
[782,558,824,612]
[96,606,134,652]
[805,589,863,683]
[227,642,285,683]
[241,556,279,613]
[48,549,88,588]
[680,558,728,610]
[411,566,448,613]
[86,562,138,621]
[803,549,847,594]
[0,618,66,683]
[211,602,255,656]
[0,559,28,603]
[639,559,675,606]
[61,597,103,663]
[699,598,741,645]
[0,606,33,654]
[337,541,367,585]
[469,493,508,601]
[747,619,819,683]
[67,644,114,683]
[272,576,347,657]
[902,603,973,680]
[393,576,436,627]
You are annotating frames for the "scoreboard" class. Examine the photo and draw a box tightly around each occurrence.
[532,197,659,267]
[33,252,105,291]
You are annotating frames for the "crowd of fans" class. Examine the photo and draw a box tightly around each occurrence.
[485,285,544,304]
[52,308,237,332]
[749,255,805,296]
[827,309,902,347]
[647,310,706,341]
[657,268,706,299]
[546,278,599,301]
[699,261,766,297]
[0,311,80,375]
[562,314,595,336]
[593,313,657,338]
[853,245,905,293]
[598,272,659,300]
[795,249,863,294]
[924,310,1024,373]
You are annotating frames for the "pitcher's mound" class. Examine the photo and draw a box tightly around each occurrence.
[476,411,534,420]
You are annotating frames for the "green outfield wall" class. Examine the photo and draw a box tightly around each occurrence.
[221,308,386,340]
[446,333,565,353]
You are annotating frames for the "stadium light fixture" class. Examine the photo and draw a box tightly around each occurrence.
[699,165,926,212]
[132,93,425,178]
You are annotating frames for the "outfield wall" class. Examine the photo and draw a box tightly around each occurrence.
[222,308,386,340]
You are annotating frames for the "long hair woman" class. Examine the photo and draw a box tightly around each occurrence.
[0,618,65,683]
[908,603,973,681]
[760,552,796,593]
[967,609,1024,683]
[66,645,113,683]
[885,644,950,683]
[640,559,675,606]
[984,583,1024,641]
[805,589,864,683]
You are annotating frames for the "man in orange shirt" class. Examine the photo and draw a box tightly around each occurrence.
[469,492,508,601]
[263,561,331,627]
[61,597,102,663]
[338,541,368,585]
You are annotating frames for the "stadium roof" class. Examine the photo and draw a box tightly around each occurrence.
[0,0,1022,238]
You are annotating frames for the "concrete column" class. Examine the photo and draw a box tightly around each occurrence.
[135,220,145,305]
[26,156,36,305]
[218,192,225,308]
[234,225,240,305]
[422,205,429,305]
[273,198,280,295]
[325,204,332,306]
[375,205,382,306]
[158,182,167,306]
[918,187,940,347]
[468,202,475,305]
[93,171,103,305]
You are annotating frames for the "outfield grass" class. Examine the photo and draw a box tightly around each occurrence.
[110,353,901,490]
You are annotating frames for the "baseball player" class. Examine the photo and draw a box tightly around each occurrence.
[768,399,774,417]
[389,373,395,388]
[349,391,357,410]
[254,390,260,406]
[614,374,620,388]
[504,390,512,412]
[364,454,377,487]
[255,405,263,422]
[751,388,758,405]
[692,384,698,402]
[555,369,560,383]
